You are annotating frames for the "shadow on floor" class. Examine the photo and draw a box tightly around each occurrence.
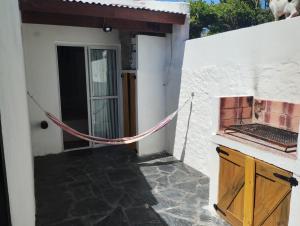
[35,145,228,226]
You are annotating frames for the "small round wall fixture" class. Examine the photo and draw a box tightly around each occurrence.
[103,26,112,32]
[40,121,48,129]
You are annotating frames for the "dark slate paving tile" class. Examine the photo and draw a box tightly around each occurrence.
[67,182,95,201]
[144,173,165,181]
[199,212,213,223]
[106,168,139,184]
[135,152,170,163]
[125,206,164,225]
[101,188,124,207]
[70,198,111,217]
[165,207,197,221]
[35,146,227,226]
[127,189,158,207]
[134,223,167,226]
[158,164,176,173]
[159,213,194,226]
[173,180,199,193]
[151,194,179,211]
[198,176,210,185]
[158,188,187,202]
[168,169,190,184]
[36,204,72,226]
[147,180,158,189]
[198,209,230,226]
[119,193,134,209]
[196,184,210,200]
[66,168,92,183]
[139,166,160,176]
[82,214,107,226]
[50,218,85,226]
[181,193,202,209]
[94,207,129,226]
[156,175,170,188]
[36,193,73,225]
[89,174,113,194]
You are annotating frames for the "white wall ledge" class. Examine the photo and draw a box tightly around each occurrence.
[212,134,300,176]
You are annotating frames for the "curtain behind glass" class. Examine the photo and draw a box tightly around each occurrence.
[93,99,119,138]
[90,49,117,97]
[90,49,119,139]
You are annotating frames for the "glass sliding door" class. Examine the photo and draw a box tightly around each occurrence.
[88,48,119,142]
[57,46,90,150]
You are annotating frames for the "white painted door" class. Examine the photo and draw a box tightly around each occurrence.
[136,35,169,155]
[88,48,119,145]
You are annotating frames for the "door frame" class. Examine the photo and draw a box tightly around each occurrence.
[87,45,123,148]
[55,42,123,152]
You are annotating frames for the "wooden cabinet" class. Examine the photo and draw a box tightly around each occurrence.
[215,146,295,226]
[122,72,137,150]
[216,146,245,226]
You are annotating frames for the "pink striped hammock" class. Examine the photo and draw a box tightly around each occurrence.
[28,92,192,145]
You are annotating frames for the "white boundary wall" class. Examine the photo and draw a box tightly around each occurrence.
[173,17,300,225]
[0,1,36,225]
[165,18,190,154]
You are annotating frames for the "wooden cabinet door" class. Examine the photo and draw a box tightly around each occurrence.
[216,146,293,226]
[216,146,245,226]
[253,160,292,226]
[122,72,137,150]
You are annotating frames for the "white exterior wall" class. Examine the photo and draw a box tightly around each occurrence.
[136,35,170,155]
[136,16,189,156]
[136,18,189,156]
[165,17,190,153]
[0,1,36,225]
[173,17,300,224]
[22,24,120,156]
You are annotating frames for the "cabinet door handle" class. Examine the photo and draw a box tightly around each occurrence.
[216,147,229,156]
[273,173,298,187]
[213,204,226,216]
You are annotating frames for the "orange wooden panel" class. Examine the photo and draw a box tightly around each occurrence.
[128,73,137,150]
[122,73,130,136]
[254,160,292,226]
[243,156,255,226]
[217,150,245,226]
[217,147,292,226]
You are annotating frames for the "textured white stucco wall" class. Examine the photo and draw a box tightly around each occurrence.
[173,17,300,224]
[22,24,120,156]
[165,17,190,154]
[0,1,36,225]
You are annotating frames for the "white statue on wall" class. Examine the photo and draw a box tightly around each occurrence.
[270,0,300,20]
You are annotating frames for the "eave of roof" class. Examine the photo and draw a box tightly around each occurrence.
[20,0,188,33]
[63,0,189,15]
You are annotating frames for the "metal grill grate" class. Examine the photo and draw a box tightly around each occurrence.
[224,123,298,152]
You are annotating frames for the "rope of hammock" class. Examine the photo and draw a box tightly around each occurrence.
[27,91,193,145]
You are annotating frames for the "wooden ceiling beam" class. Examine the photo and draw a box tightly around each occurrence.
[21,12,173,34]
[19,0,186,25]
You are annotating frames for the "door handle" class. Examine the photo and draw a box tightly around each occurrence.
[273,173,298,187]
[216,147,229,156]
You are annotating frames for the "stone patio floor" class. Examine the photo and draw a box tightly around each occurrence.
[35,145,229,226]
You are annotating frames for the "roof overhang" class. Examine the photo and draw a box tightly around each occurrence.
[19,0,187,34]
